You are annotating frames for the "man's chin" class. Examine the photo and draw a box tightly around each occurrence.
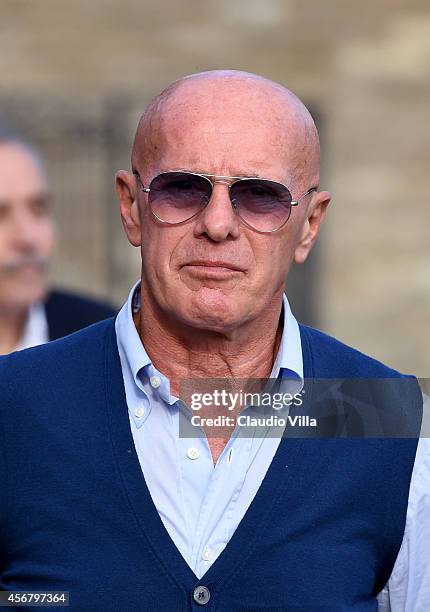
[175,289,247,333]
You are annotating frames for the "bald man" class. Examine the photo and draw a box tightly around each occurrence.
[0,72,428,611]
[0,131,116,354]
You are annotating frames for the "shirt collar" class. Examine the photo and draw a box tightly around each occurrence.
[115,280,152,384]
[116,281,304,427]
[271,294,303,382]
[15,302,49,352]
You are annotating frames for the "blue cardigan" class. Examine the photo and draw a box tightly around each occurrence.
[0,318,422,611]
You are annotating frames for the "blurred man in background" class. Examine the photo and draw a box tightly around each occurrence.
[0,129,116,354]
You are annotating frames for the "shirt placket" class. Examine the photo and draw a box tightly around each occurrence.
[188,424,254,578]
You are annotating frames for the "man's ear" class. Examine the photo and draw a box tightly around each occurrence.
[115,170,142,247]
[294,190,331,264]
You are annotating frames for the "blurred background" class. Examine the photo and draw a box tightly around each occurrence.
[1,0,429,374]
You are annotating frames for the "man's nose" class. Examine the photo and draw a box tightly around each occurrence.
[9,208,41,251]
[193,183,240,242]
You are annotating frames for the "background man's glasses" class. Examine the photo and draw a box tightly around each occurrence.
[134,170,316,233]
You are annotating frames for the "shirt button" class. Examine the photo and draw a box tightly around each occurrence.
[134,406,145,418]
[150,375,161,389]
[187,447,200,460]
[201,545,212,561]
[193,585,211,605]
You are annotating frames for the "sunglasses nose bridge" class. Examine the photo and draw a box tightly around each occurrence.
[211,177,239,209]
[202,177,238,228]
[211,178,231,187]
[205,178,238,212]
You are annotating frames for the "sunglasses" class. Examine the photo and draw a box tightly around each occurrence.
[134,170,317,233]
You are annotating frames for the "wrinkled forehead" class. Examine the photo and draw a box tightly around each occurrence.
[134,80,311,183]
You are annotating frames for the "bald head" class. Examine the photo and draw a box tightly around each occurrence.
[132,70,320,190]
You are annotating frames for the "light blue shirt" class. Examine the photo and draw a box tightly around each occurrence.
[115,281,430,609]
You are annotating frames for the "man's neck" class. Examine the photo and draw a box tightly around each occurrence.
[134,294,284,398]
[0,305,29,355]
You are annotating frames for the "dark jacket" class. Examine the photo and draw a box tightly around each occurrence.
[44,288,116,340]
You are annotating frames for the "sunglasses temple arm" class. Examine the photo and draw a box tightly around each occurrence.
[292,187,317,206]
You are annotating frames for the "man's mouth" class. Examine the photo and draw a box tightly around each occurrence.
[0,260,47,277]
[181,260,245,281]
[184,260,244,272]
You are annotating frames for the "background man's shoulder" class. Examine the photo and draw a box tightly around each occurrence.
[44,288,117,340]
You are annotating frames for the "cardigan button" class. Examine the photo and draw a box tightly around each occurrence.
[193,585,211,605]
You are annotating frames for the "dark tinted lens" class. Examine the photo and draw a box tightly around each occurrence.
[230,179,292,231]
[149,172,212,223]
